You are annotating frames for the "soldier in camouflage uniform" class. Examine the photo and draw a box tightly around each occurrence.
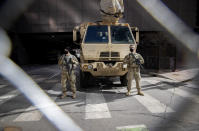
[58,48,79,99]
[124,45,144,96]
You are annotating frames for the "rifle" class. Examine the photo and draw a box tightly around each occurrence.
[129,53,144,69]
[64,56,73,76]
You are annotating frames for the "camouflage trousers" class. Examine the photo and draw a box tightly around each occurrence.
[61,69,76,93]
[127,68,141,91]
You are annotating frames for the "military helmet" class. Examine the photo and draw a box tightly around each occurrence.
[129,44,137,53]
[129,44,136,49]
[129,44,134,48]
[64,47,71,54]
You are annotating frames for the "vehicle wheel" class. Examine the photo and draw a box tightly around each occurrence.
[120,74,128,86]
[80,71,91,88]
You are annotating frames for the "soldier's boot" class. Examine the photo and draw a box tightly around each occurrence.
[126,90,131,96]
[137,89,144,96]
[136,79,144,96]
[72,92,76,99]
[60,92,67,99]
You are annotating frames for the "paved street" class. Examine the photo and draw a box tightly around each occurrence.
[0,65,199,131]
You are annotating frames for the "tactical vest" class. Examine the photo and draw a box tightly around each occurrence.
[128,53,139,68]
[61,55,74,73]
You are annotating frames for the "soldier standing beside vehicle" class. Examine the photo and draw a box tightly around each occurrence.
[58,48,79,99]
[124,45,144,96]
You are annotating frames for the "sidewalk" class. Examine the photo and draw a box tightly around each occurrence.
[148,68,199,82]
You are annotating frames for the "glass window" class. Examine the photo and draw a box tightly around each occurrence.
[84,25,108,44]
[111,26,135,44]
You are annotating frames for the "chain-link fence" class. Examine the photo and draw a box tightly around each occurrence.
[0,0,198,131]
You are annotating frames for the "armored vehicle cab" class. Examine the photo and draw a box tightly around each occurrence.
[73,22,139,87]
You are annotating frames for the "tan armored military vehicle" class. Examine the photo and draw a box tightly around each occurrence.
[73,0,139,87]
[73,22,139,87]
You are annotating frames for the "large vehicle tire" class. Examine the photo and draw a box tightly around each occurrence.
[80,71,91,88]
[120,73,128,86]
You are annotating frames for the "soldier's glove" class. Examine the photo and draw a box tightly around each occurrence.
[71,59,77,64]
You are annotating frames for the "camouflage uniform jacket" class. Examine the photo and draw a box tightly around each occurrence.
[58,54,79,71]
[124,52,144,68]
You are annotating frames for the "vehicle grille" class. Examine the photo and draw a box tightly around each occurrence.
[100,52,109,57]
[100,52,120,57]
[111,52,120,57]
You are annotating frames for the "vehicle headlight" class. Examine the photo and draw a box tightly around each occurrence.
[88,64,93,70]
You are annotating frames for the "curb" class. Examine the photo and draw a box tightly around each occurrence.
[147,72,197,83]
[148,72,173,79]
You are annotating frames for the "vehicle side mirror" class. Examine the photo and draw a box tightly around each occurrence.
[73,29,77,42]
[131,27,139,44]
[73,28,81,45]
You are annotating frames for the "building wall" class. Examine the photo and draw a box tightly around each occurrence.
[1,0,198,67]
[3,0,197,33]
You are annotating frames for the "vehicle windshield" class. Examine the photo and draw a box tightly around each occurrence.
[111,26,135,44]
[84,25,108,44]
